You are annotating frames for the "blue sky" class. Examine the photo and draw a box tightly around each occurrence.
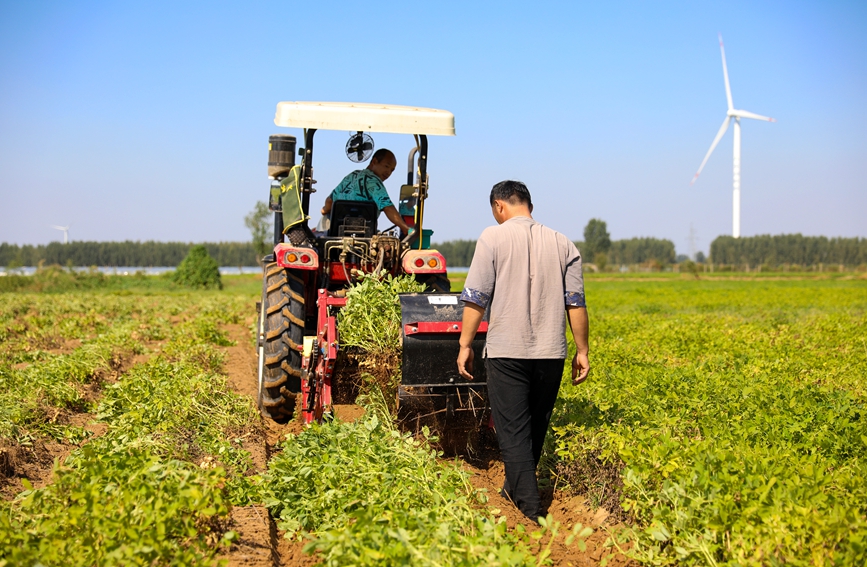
[1,0,865,256]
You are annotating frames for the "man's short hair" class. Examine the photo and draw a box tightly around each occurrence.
[372,148,395,163]
[490,180,532,207]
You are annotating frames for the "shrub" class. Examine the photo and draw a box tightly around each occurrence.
[171,245,222,289]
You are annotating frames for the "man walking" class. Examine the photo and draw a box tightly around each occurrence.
[457,180,590,522]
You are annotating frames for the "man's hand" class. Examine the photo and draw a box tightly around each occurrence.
[572,352,590,385]
[457,303,485,380]
[383,205,410,235]
[567,306,589,385]
[457,345,475,380]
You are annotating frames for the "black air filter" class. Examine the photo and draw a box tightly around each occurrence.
[268,134,296,177]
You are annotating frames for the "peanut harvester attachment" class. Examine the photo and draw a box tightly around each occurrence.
[397,293,489,435]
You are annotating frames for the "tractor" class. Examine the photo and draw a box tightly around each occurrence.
[256,102,488,435]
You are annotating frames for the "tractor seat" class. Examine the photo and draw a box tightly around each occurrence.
[328,200,378,238]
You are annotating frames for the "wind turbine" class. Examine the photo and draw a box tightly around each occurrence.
[51,225,70,244]
[690,34,775,238]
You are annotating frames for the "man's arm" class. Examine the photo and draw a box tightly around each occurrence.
[321,196,333,215]
[567,306,590,384]
[457,302,485,380]
[382,205,410,235]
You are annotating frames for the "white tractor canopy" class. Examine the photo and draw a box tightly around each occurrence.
[274,102,455,136]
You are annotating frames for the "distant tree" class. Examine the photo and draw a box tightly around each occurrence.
[583,219,611,263]
[595,252,608,271]
[171,245,222,289]
[681,259,700,277]
[244,201,273,264]
[695,251,706,263]
[431,239,477,267]
[607,237,676,266]
[708,234,867,268]
[676,254,689,263]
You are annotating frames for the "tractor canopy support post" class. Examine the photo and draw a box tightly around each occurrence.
[415,135,428,249]
[300,128,317,221]
[406,145,418,186]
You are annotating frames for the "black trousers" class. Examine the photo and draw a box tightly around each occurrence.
[485,357,564,521]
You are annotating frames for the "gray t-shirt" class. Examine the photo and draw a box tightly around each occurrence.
[460,216,585,359]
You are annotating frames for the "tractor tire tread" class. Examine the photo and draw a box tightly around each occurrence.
[257,264,306,419]
[281,307,305,327]
[266,295,289,315]
[287,271,304,286]
[265,320,289,340]
[280,360,302,377]
[283,335,301,351]
[263,375,288,389]
[265,264,285,278]
[266,280,288,294]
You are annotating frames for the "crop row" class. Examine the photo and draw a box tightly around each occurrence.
[1,285,595,567]
[551,279,867,565]
[262,397,592,566]
[0,292,258,566]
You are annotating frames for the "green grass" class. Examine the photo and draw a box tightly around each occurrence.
[448,271,467,292]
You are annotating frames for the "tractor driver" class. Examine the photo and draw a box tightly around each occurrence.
[320,149,410,235]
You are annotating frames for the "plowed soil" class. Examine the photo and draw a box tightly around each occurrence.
[464,458,636,566]
[0,347,146,499]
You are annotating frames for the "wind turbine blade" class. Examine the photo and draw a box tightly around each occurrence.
[690,116,731,185]
[730,109,775,122]
[719,34,734,111]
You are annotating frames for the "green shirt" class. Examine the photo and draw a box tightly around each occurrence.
[329,169,394,212]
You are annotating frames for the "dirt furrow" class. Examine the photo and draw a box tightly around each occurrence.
[0,345,155,499]
[220,323,315,567]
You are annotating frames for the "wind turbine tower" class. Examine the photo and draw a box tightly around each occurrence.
[52,225,70,244]
[690,34,775,238]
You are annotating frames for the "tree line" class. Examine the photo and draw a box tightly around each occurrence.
[433,221,676,268]
[710,234,867,268]
[5,231,862,270]
[0,241,258,268]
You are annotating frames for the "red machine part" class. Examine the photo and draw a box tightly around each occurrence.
[402,250,446,274]
[275,243,319,270]
[300,289,346,424]
[328,262,358,283]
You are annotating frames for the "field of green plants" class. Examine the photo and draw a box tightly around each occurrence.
[552,276,867,565]
[0,281,260,565]
[0,270,864,566]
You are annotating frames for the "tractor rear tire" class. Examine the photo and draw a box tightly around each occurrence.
[258,262,305,423]
[415,273,452,293]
